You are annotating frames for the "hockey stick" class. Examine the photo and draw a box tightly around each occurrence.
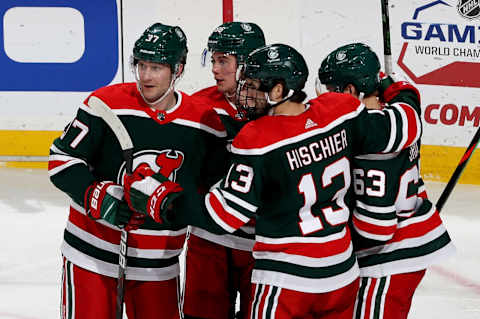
[381,0,393,75]
[88,96,134,319]
[379,0,480,212]
[436,126,480,212]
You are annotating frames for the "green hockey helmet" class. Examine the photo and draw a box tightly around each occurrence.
[133,23,188,72]
[207,22,265,63]
[235,44,308,120]
[243,43,309,92]
[318,43,380,96]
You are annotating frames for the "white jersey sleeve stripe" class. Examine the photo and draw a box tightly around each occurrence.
[352,225,394,242]
[211,189,250,223]
[353,210,397,227]
[221,189,258,213]
[383,108,397,153]
[50,144,68,155]
[205,193,237,233]
[255,228,347,245]
[356,200,396,214]
[48,155,87,177]
[392,104,409,152]
[401,102,422,146]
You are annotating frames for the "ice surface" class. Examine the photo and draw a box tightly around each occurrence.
[0,168,478,318]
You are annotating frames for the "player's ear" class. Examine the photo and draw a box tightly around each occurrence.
[343,84,358,97]
[174,64,184,78]
[269,83,285,102]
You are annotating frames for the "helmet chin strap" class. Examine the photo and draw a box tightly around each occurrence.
[235,64,244,82]
[265,89,294,108]
[136,66,180,108]
[315,77,322,94]
[224,65,244,100]
[224,89,236,99]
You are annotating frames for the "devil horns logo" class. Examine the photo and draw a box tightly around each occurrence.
[117,149,185,184]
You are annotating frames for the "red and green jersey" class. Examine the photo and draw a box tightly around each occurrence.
[203,92,422,293]
[351,81,455,277]
[48,83,227,281]
[193,86,244,121]
[193,86,247,143]
[190,86,254,251]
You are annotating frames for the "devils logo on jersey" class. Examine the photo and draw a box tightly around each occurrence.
[117,149,185,184]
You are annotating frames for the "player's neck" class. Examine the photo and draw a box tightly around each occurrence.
[223,90,236,104]
[151,91,177,111]
[361,95,381,110]
[272,101,305,116]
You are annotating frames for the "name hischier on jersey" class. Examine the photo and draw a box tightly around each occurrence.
[285,129,348,171]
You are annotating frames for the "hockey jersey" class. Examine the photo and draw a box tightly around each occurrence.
[202,92,422,293]
[351,81,455,277]
[190,86,255,251]
[49,83,227,281]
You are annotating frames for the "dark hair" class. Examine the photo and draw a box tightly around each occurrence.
[274,79,307,103]
[290,91,307,103]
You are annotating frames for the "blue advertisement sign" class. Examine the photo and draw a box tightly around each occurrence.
[0,0,118,91]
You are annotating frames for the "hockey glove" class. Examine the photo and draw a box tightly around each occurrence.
[84,181,132,227]
[124,166,183,223]
[378,71,420,104]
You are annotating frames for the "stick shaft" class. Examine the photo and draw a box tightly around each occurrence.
[436,126,480,212]
[381,0,393,74]
[87,96,133,319]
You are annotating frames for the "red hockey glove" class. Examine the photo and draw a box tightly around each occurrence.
[84,181,132,227]
[124,166,183,223]
[378,72,420,104]
[124,212,146,231]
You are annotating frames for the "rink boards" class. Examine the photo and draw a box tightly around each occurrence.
[0,0,479,184]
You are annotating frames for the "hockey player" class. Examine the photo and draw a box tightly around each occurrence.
[127,43,421,318]
[184,21,266,319]
[317,43,456,319]
[124,43,425,318]
[48,23,226,319]
[202,43,427,318]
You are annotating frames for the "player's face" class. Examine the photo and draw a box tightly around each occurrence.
[237,78,268,119]
[135,60,173,103]
[211,52,238,96]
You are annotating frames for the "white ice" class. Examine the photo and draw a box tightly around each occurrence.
[0,167,479,318]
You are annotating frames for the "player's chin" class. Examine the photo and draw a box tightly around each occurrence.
[216,80,225,89]
[217,83,235,95]
[143,92,162,103]
[142,86,158,96]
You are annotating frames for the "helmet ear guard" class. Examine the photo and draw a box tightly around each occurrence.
[235,63,245,82]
